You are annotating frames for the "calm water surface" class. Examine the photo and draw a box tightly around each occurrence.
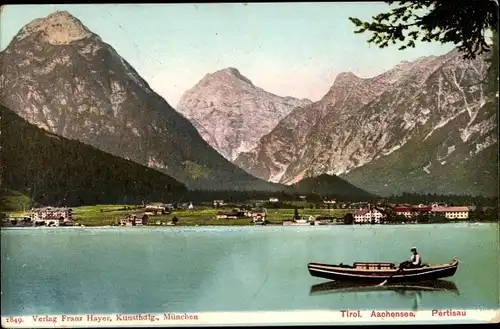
[1,223,499,316]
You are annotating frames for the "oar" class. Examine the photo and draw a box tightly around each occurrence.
[378,267,404,286]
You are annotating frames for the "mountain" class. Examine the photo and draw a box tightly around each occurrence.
[0,104,187,207]
[176,68,312,161]
[235,50,498,196]
[342,99,499,196]
[286,174,376,199]
[0,11,282,192]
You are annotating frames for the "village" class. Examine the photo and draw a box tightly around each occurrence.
[0,195,486,228]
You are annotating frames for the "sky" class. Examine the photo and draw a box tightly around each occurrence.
[1,3,456,106]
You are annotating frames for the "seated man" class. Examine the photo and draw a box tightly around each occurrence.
[399,247,422,269]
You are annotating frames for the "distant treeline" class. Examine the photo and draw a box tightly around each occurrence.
[469,205,499,221]
[158,190,498,207]
[171,190,377,204]
[383,192,498,207]
[2,183,497,213]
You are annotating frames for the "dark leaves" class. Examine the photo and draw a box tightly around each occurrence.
[348,0,498,60]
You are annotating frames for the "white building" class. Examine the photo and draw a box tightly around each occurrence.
[119,214,143,226]
[30,207,73,226]
[145,203,167,215]
[244,208,267,221]
[213,200,226,207]
[431,206,469,219]
[215,211,240,220]
[353,209,384,224]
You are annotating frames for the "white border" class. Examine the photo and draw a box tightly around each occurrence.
[2,309,499,327]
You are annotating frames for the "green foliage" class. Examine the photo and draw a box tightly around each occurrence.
[349,0,498,58]
[343,213,354,224]
[1,105,188,207]
[182,161,211,180]
[261,201,303,209]
[349,1,499,97]
[469,204,499,221]
[485,32,499,93]
[0,189,31,212]
[393,214,407,223]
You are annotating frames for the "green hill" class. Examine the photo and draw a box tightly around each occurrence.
[0,105,187,208]
[286,174,376,200]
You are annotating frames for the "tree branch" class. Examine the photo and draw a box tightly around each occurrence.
[348,0,498,59]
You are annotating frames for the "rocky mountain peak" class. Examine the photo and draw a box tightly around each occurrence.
[320,71,368,106]
[176,68,311,161]
[334,71,363,83]
[14,11,92,45]
[224,67,243,75]
[209,67,254,86]
[333,71,362,84]
[392,60,413,70]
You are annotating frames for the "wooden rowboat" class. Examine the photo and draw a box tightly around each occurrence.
[307,257,459,283]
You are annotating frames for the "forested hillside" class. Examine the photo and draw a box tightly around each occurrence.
[1,105,187,207]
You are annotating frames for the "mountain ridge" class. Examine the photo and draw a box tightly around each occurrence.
[0,11,284,192]
[233,49,497,196]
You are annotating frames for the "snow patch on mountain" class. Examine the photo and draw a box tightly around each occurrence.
[269,163,290,183]
[474,136,496,155]
[423,162,432,174]
[148,156,168,170]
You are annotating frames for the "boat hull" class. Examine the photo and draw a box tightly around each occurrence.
[309,279,459,296]
[308,259,459,283]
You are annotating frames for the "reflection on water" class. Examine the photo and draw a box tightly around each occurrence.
[309,280,459,311]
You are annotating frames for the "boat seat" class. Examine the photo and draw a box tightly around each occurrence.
[353,262,395,270]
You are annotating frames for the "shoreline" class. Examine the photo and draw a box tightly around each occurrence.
[5,203,498,228]
[1,220,497,230]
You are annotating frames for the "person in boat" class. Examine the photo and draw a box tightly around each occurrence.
[399,247,422,269]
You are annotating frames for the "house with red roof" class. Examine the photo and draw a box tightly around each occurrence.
[430,206,469,220]
[393,205,432,218]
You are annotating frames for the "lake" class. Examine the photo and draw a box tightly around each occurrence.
[1,223,499,317]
